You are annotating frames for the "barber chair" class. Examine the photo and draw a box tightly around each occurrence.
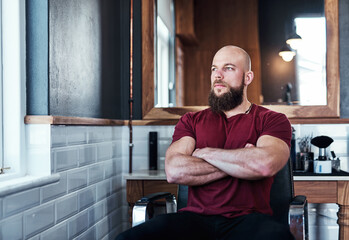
[132,159,308,240]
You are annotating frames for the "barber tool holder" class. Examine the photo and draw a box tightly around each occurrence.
[294,135,313,172]
[331,150,341,172]
[295,152,314,172]
[311,136,334,174]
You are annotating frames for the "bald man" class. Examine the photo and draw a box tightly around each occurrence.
[117,46,294,240]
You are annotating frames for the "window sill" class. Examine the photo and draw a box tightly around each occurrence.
[0,174,60,197]
[24,115,126,125]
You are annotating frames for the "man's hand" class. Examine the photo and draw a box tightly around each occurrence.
[192,147,209,159]
[244,143,255,148]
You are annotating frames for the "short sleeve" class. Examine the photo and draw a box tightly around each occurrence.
[261,112,292,148]
[172,113,196,143]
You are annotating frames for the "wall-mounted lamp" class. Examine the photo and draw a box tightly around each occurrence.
[286,32,302,50]
[279,45,296,62]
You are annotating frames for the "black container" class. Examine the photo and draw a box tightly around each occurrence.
[295,152,314,172]
[149,132,158,170]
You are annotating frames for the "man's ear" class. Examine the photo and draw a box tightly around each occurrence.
[244,71,254,86]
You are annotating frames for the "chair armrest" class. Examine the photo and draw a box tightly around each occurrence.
[289,195,308,240]
[139,192,174,203]
[291,195,307,206]
[132,192,177,227]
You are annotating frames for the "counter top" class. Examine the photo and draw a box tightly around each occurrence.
[293,175,349,181]
[293,170,349,181]
[124,170,167,180]
[124,170,349,181]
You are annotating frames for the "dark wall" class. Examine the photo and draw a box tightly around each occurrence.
[27,0,130,119]
[26,0,49,115]
[132,0,143,120]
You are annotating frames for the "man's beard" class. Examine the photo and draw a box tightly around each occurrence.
[208,79,244,114]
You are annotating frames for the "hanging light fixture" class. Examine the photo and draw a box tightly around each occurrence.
[279,44,296,62]
[286,32,302,50]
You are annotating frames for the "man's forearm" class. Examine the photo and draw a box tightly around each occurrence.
[192,136,290,180]
[194,147,270,180]
[165,153,228,186]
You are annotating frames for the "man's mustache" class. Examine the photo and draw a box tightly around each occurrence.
[212,80,229,87]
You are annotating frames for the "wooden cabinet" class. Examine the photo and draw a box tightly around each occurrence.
[294,179,349,239]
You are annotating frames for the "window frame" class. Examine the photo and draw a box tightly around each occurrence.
[0,0,4,171]
[0,0,27,181]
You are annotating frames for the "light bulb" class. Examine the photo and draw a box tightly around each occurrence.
[279,51,296,62]
[286,38,302,50]
[286,32,302,50]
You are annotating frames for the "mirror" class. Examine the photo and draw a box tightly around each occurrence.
[259,0,327,105]
[141,0,339,119]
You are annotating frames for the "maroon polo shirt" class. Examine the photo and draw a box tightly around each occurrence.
[171,104,291,218]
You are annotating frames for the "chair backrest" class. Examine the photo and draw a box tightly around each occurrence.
[177,159,294,225]
[177,184,188,210]
[270,159,294,225]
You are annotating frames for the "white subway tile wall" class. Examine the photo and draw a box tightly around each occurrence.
[68,210,89,239]
[293,124,349,171]
[0,125,128,240]
[0,214,23,239]
[55,148,79,172]
[56,193,78,223]
[3,188,40,218]
[0,123,348,239]
[41,222,68,240]
[78,187,96,211]
[79,145,97,166]
[131,125,175,170]
[24,203,55,238]
[41,172,67,203]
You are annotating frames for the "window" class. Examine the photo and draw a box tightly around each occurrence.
[295,17,326,105]
[0,0,26,181]
[155,0,176,107]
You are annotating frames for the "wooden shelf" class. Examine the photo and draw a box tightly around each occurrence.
[25,115,349,126]
[290,118,349,124]
[24,115,125,126]
[24,115,179,126]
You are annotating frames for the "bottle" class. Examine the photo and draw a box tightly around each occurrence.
[149,132,158,170]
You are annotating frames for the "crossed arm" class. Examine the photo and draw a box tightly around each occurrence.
[165,135,290,186]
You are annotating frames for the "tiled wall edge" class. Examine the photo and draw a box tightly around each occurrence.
[0,174,60,198]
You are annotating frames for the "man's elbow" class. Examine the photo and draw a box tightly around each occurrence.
[258,167,275,178]
[165,150,185,184]
[165,166,179,184]
[165,157,179,184]
[258,158,287,178]
[165,154,174,183]
[166,174,177,184]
